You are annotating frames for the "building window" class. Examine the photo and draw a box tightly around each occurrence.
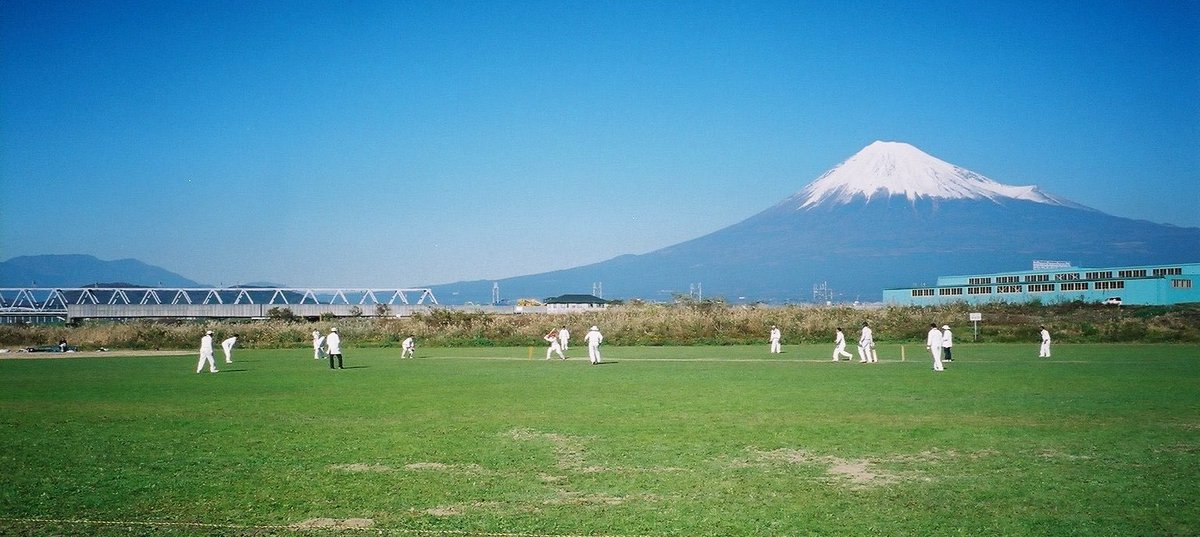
[968,277,993,285]
[1025,274,1050,282]
[997,276,1019,284]
[938,287,963,296]
[967,286,993,295]
[1085,271,1113,280]
[1172,279,1193,289]
[1061,282,1089,291]
[1154,267,1183,276]
[997,285,1022,293]
[1095,280,1125,290]
[911,289,935,297]
[1119,269,1147,278]
[1028,284,1055,292]
[1055,273,1080,281]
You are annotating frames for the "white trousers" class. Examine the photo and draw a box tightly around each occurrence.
[833,343,853,360]
[222,345,234,363]
[546,343,564,360]
[588,345,602,364]
[770,341,781,353]
[1039,342,1051,357]
[857,345,870,362]
[930,346,944,371]
[196,350,217,373]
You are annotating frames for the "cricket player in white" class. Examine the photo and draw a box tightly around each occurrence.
[769,326,782,354]
[312,330,325,360]
[326,327,343,369]
[926,323,944,372]
[196,330,218,373]
[832,327,853,361]
[557,326,570,351]
[941,325,953,362]
[401,335,415,358]
[221,333,238,364]
[858,322,876,363]
[584,325,603,365]
[544,331,564,360]
[1039,326,1051,358]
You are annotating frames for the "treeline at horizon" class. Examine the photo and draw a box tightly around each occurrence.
[2,301,1197,351]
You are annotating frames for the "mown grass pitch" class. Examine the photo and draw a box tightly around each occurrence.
[2,343,1198,536]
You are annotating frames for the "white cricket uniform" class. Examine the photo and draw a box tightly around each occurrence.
[1039,329,1051,357]
[196,334,217,373]
[858,326,875,363]
[558,328,570,351]
[221,336,237,364]
[325,332,341,355]
[402,337,415,358]
[833,330,853,361]
[927,328,944,372]
[584,328,603,364]
[941,329,953,361]
[545,334,564,360]
[313,330,325,360]
[769,328,782,354]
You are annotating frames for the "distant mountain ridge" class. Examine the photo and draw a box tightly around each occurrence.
[427,141,1200,303]
[7,142,1197,302]
[0,254,203,288]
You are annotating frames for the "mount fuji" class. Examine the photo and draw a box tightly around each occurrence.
[432,141,1200,303]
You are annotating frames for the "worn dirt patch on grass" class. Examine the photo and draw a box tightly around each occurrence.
[290,518,374,529]
[330,463,394,472]
[404,461,488,473]
[506,427,607,472]
[745,448,948,489]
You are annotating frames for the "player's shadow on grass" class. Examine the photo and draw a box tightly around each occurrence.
[595,361,618,365]
[340,365,370,369]
[218,368,249,373]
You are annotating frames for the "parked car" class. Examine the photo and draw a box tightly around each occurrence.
[1102,297,1123,306]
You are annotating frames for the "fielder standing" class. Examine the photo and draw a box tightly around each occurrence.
[769,325,782,354]
[926,323,944,372]
[326,327,344,369]
[1039,326,1052,358]
[584,325,603,365]
[196,330,218,374]
[557,326,570,351]
[312,329,325,360]
[941,325,953,362]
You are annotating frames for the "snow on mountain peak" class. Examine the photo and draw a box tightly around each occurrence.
[795,141,1071,209]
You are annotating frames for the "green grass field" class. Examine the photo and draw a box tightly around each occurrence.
[2,343,1198,536]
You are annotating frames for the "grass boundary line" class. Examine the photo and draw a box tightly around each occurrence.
[0,516,654,537]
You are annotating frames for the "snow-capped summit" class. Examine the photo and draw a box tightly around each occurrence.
[794,141,1075,209]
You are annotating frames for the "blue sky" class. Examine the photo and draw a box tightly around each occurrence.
[2,0,1197,288]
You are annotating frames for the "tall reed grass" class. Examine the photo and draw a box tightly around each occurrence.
[1,302,1196,351]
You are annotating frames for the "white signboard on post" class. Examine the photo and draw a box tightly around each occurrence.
[969,312,982,341]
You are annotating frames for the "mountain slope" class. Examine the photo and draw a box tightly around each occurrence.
[0,255,203,287]
[431,142,1200,303]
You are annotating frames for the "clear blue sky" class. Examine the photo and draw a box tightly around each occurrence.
[2,0,1197,287]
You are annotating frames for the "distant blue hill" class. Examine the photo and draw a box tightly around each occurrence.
[0,254,203,288]
[427,142,1200,304]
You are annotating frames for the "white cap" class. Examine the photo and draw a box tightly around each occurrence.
[205,330,213,335]
[331,327,338,332]
[590,326,599,331]
[942,325,950,330]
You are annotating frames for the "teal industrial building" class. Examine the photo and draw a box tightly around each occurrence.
[884,262,1199,306]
